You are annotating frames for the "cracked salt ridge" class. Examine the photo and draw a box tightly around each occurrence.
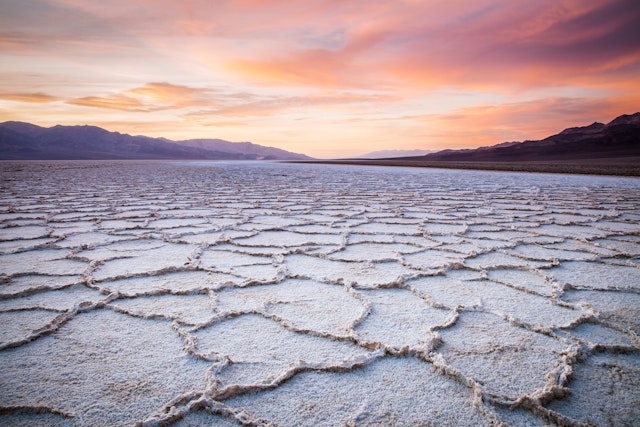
[213,278,364,338]
[435,311,572,399]
[284,253,426,289]
[87,243,199,282]
[0,274,84,298]
[225,357,488,426]
[354,287,453,350]
[0,284,101,312]
[1,162,640,426]
[561,289,640,335]
[0,237,57,254]
[0,225,50,240]
[0,250,88,276]
[548,260,640,292]
[407,271,583,330]
[94,271,241,297]
[546,351,640,426]
[0,309,209,426]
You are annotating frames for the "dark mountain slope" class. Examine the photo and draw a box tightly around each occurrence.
[0,122,311,160]
[396,113,640,162]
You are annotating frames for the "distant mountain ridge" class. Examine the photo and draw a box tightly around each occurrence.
[354,149,435,159]
[392,113,640,162]
[0,122,312,160]
[176,138,306,161]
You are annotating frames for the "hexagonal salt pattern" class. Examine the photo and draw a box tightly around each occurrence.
[1,161,638,426]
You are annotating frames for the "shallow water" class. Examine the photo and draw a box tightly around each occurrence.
[1,161,639,426]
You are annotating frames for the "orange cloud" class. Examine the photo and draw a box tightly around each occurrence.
[64,81,395,122]
[123,82,213,108]
[67,95,148,111]
[0,92,59,103]
[67,82,216,112]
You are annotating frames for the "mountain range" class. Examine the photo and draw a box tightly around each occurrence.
[2,113,639,163]
[0,122,311,160]
[387,112,640,162]
[355,149,436,159]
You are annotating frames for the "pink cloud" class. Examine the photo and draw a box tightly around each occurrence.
[6,1,638,91]
[224,0,640,90]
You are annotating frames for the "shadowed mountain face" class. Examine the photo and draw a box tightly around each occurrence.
[392,113,640,162]
[0,122,312,160]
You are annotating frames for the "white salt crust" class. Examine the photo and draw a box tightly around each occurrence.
[1,161,639,426]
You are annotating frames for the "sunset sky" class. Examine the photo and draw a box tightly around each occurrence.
[1,0,639,158]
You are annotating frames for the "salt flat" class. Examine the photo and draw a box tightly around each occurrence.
[0,161,639,426]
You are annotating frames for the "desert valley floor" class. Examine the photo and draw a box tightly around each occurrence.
[0,161,639,426]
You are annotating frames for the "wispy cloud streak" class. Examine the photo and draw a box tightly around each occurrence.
[0,92,59,103]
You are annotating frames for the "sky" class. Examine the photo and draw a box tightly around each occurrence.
[0,0,639,158]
